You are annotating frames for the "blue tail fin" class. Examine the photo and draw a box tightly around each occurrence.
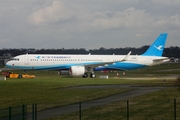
[142,33,168,56]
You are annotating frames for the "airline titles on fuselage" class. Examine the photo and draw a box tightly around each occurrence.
[35,56,71,59]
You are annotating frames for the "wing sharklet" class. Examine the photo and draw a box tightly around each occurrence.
[121,51,132,61]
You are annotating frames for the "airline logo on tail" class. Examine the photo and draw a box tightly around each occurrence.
[153,45,163,51]
[142,33,167,56]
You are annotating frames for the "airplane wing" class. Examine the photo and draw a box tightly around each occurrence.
[83,51,132,68]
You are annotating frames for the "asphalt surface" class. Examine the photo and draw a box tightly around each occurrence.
[27,85,167,120]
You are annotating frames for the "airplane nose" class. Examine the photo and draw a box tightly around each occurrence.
[6,61,13,68]
[5,62,9,67]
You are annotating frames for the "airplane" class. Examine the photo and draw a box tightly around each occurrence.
[6,33,169,78]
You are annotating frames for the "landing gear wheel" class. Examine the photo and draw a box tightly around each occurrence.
[18,75,22,78]
[90,73,96,78]
[82,73,88,78]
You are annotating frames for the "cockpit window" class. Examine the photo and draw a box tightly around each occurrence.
[10,58,20,61]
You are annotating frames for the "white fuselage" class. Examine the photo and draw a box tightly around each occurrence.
[6,54,168,71]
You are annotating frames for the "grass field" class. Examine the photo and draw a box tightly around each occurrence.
[0,63,180,119]
[51,88,180,120]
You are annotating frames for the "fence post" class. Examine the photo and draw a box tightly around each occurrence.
[79,102,81,120]
[174,99,176,120]
[35,103,37,120]
[32,103,34,120]
[22,104,25,120]
[9,106,11,120]
[127,100,129,120]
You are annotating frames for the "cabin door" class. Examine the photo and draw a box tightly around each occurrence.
[24,55,29,65]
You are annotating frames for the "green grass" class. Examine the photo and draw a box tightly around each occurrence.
[1,76,173,108]
[0,77,175,114]
[47,88,180,120]
[0,78,134,109]
[0,63,179,108]
[0,63,180,119]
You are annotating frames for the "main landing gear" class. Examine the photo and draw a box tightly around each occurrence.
[82,72,96,78]
[82,73,88,78]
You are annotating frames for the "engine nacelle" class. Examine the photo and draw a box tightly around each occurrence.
[58,70,70,75]
[69,66,85,76]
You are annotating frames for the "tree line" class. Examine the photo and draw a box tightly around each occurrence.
[0,46,180,58]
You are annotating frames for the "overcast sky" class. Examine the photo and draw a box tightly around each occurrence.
[0,0,180,50]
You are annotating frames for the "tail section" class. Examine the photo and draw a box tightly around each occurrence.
[142,33,168,56]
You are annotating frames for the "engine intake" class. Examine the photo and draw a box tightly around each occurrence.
[69,66,85,76]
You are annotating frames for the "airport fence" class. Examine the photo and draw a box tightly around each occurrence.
[0,104,37,120]
[36,99,180,120]
[0,99,180,120]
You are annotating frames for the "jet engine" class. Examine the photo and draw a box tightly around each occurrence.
[69,66,85,76]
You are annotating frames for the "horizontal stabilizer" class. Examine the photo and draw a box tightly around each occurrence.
[153,57,170,63]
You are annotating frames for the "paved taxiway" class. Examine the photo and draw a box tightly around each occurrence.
[27,85,168,120]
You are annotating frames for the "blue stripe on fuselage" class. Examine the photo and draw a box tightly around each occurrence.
[6,61,102,70]
[94,62,147,71]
